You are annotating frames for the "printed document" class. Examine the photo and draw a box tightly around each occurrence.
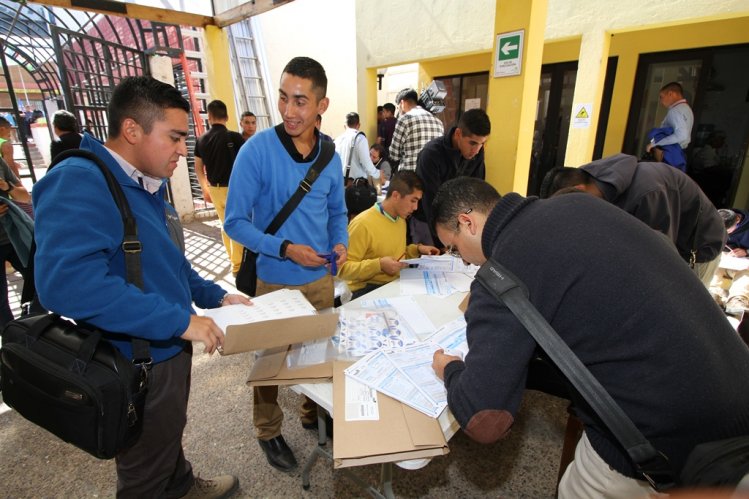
[345,376,380,421]
[201,289,316,334]
[358,295,436,337]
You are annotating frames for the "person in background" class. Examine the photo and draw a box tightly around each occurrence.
[540,153,725,287]
[333,111,380,185]
[376,105,384,124]
[430,177,749,499]
[389,89,444,173]
[645,81,694,172]
[339,171,438,299]
[316,114,333,142]
[50,110,83,161]
[240,111,257,142]
[370,143,391,183]
[225,56,348,474]
[0,117,22,177]
[416,108,491,247]
[377,102,397,156]
[33,75,248,499]
[720,208,749,257]
[194,100,246,277]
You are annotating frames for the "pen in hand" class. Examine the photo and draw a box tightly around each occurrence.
[397,252,406,261]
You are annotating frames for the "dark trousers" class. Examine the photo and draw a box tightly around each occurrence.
[0,242,30,328]
[116,345,194,499]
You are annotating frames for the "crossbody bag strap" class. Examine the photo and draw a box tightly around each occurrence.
[264,140,335,236]
[344,131,364,182]
[49,149,151,364]
[474,258,673,489]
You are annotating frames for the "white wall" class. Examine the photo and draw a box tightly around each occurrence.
[254,0,359,139]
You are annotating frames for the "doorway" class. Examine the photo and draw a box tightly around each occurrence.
[434,72,489,129]
[527,61,578,196]
[623,44,749,208]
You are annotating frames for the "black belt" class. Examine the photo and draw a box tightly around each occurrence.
[209,182,229,188]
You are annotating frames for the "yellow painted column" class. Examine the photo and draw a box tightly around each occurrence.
[485,0,547,195]
[563,30,611,166]
[361,67,379,141]
[203,25,239,128]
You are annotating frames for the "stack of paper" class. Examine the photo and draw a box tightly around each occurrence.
[334,308,418,358]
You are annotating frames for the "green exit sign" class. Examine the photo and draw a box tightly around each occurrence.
[494,30,525,77]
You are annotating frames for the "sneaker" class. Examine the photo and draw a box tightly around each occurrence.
[726,296,749,316]
[183,475,239,499]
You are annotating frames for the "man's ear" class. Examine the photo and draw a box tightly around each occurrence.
[121,118,140,145]
[317,96,330,115]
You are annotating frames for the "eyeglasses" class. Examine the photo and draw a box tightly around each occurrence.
[445,245,461,258]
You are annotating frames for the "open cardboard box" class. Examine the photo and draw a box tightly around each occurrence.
[332,361,449,468]
[219,311,339,386]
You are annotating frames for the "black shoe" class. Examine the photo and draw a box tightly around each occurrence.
[258,435,297,472]
[301,414,334,439]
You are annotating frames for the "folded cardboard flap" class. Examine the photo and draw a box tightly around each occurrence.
[220,312,339,355]
[332,361,448,468]
[247,345,333,386]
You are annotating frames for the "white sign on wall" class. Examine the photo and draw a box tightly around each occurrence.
[572,103,593,129]
[493,30,524,78]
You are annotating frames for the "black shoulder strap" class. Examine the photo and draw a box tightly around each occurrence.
[474,258,673,489]
[49,149,151,363]
[344,131,365,181]
[265,140,335,235]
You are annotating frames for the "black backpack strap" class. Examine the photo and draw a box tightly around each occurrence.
[344,131,364,181]
[48,149,150,364]
[265,140,335,235]
[475,258,673,489]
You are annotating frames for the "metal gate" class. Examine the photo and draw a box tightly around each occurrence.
[51,26,148,141]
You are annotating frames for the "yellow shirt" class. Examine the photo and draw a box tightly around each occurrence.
[338,204,420,291]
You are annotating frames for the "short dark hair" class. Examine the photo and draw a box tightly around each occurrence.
[386,171,422,199]
[396,88,418,105]
[52,110,79,133]
[383,103,396,114]
[539,167,592,199]
[458,108,491,137]
[0,117,9,128]
[282,57,328,100]
[719,209,739,229]
[377,106,384,113]
[432,177,501,232]
[345,112,360,128]
[107,76,189,138]
[241,111,255,119]
[370,143,386,159]
[207,100,228,120]
[660,81,684,95]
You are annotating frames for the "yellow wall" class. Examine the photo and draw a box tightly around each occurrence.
[203,26,239,128]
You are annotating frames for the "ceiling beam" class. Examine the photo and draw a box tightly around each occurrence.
[25,0,215,27]
[213,0,294,28]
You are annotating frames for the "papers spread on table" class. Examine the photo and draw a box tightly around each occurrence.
[344,376,380,421]
[720,253,749,271]
[344,324,468,419]
[334,308,418,358]
[399,268,473,296]
[358,295,436,336]
[201,289,316,334]
[401,254,478,275]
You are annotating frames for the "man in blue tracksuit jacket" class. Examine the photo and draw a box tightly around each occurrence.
[33,77,248,499]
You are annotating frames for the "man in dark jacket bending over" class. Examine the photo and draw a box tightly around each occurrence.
[431,177,749,498]
[540,153,725,286]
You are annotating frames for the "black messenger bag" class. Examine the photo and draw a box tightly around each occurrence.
[0,149,151,459]
[0,314,148,459]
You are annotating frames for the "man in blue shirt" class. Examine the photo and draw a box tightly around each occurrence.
[645,81,694,171]
[225,57,348,472]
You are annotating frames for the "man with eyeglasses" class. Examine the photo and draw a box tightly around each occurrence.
[429,177,749,499]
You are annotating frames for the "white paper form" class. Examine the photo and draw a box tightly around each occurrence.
[201,289,316,334]
[335,308,418,358]
[358,295,436,337]
[401,254,479,276]
[399,268,454,296]
[720,253,749,271]
[345,375,380,421]
[425,316,468,359]
[386,343,447,409]
[345,350,443,417]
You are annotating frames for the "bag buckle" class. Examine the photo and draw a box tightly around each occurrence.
[122,241,142,254]
[299,179,312,193]
[638,452,675,491]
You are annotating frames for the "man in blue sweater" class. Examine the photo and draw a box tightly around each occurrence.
[34,76,249,499]
[225,57,348,472]
[430,177,749,498]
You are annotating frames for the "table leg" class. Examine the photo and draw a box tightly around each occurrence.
[302,409,329,490]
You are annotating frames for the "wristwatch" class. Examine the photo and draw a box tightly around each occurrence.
[280,240,292,259]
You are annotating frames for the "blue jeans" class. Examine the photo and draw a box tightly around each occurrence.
[0,242,29,328]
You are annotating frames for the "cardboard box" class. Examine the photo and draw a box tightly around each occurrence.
[332,361,449,468]
[218,311,339,386]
